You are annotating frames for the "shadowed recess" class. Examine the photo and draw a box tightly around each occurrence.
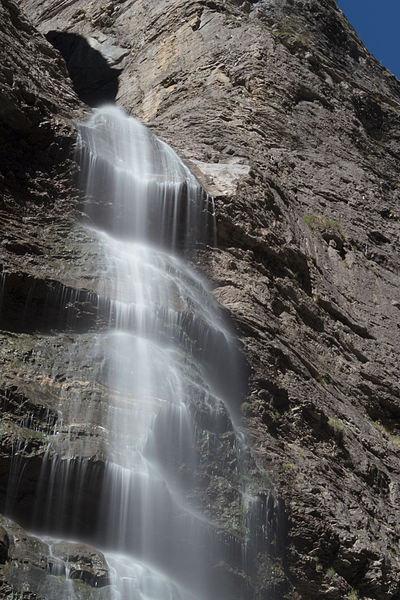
[45,31,120,106]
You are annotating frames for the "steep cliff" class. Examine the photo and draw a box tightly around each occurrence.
[1,0,400,598]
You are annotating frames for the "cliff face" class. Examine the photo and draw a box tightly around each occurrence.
[1,0,400,598]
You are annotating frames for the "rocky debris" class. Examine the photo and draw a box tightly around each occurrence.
[2,0,400,598]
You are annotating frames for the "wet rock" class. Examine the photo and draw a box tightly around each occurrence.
[51,541,109,587]
[0,527,9,563]
[0,514,112,598]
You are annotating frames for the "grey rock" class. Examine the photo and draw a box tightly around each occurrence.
[0,513,112,598]
[51,541,109,587]
[2,0,400,598]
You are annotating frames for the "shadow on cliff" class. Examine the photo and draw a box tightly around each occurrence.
[46,31,120,107]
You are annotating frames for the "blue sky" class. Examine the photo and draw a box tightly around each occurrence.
[338,0,400,79]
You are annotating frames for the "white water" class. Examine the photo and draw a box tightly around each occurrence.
[19,532,196,600]
[75,106,247,598]
[5,106,261,599]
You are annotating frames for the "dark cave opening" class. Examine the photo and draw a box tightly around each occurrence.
[46,30,121,107]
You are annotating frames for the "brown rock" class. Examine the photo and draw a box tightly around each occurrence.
[2,0,400,598]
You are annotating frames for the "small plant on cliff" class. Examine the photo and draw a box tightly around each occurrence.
[282,462,296,472]
[73,8,88,21]
[328,416,345,433]
[327,567,338,582]
[303,214,342,233]
[272,17,312,44]
[348,589,359,600]
[371,421,400,449]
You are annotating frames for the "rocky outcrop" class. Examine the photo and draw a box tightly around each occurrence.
[2,0,400,598]
[0,0,82,209]
[0,514,110,598]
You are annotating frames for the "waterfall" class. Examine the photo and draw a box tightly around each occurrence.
[3,106,275,599]
[75,105,245,598]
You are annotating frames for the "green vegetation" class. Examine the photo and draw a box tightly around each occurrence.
[271,18,312,44]
[282,462,296,472]
[348,589,359,600]
[73,8,89,21]
[240,401,252,416]
[327,567,338,582]
[328,416,345,433]
[303,214,342,233]
[388,105,400,117]
[317,373,330,386]
[371,421,400,448]
[309,555,323,572]
[72,578,92,591]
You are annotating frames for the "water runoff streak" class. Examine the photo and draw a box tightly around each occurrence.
[6,106,272,599]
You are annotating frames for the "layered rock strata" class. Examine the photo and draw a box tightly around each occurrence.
[1,0,400,598]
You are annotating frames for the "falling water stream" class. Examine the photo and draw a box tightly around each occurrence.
[3,106,276,599]
[75,105,244,598]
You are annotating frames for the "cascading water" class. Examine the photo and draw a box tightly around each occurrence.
[3,106,279,599]
[75,106,246,598]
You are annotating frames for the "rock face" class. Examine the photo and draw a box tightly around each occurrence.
[1,0,400,598]
[0,514,110,598]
